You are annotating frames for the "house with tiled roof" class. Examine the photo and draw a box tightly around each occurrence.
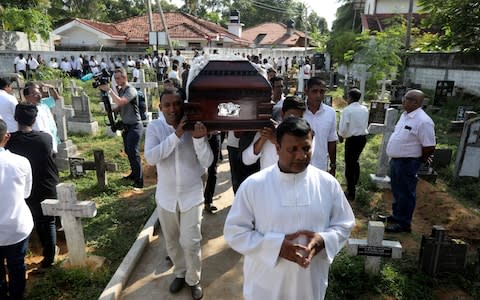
[242,21,313,48]
[359,0,427,32]
[52,12,250,50]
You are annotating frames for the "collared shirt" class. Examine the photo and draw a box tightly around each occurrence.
[33,102,59,153]
[0,89,19,132]
[144,118,213,213]
[0,148,34,246]
[304,103,338,170]
[386,107,436,158]
[242,131,278,170]
[338,102,369,138]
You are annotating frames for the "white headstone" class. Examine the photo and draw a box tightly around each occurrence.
[368,108,398,189]
[347,221,402,274]
[41,183,97,267]
[454,116,480,178]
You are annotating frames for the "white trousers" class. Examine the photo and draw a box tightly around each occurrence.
[158,204,203,285]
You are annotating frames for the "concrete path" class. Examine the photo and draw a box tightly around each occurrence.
[121,151,245,299]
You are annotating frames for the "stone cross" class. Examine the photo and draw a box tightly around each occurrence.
[358,68,368,103]
[129,69,158,116]
[70,79,83,97]
[69,150,117,189]
[347,221,402,274]
[377,77,392,101]
[41,183,97,267]
[368,108,398,189]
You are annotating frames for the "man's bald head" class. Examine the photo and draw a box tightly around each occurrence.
[403,89,424,113]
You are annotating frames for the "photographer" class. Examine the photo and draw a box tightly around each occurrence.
[99,68,144,188]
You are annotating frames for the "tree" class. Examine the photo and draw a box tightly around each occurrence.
[418,0,480,52]
[1,7,52,41]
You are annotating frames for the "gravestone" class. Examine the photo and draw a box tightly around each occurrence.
[417,162,437,183]
[419,226,467,276]
[69,149,117,189]
[368,108,398,189]
[347,221,402,274]
[376,77,392,101]
[41,183,99,267]
[454,116,480,178]
[67,91,99,135]
[390,84,407,105]
[450,106,474,133]
[431,148,453,169]
[433,80,454,106]
[368,101,390,125]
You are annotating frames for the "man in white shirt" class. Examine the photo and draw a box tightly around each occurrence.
[144,88,212,300]
[225,117,355,300]
[14,54,28,78]
[303,77,338,175]
[0,118,34,300]
[60,57,72,74]
[338,88,369,201]
[384,89,436,233]
[242,96,306,170]
[270,76,285,122]
[0,78,18,132]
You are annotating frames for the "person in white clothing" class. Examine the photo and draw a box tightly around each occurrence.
[23,82,60,153]
[338,88,369,201]
[14,54,28,78]
[144,88,212,300]
[242,96,306,170]
[224,117,355,300]
[0,119,34,300]
[303,77,338,175]
[0,78,19,132]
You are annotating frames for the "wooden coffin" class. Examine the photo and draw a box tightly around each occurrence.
[185,60,273,131]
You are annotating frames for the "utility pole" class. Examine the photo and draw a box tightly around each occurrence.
[403,0,414,84]
[156,0,174,54]
[146,0,156,51]
[304,5,308,57]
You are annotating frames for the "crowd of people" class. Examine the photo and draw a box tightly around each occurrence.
[1,49,436,299]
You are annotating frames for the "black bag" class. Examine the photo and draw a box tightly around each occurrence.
[137,90,147,121]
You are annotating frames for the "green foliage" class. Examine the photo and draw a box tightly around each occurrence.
[418,0,480,53]
[309,28,329,52]
[1,7,52,41]
[327,31,359,65]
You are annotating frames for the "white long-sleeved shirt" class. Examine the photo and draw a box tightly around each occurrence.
[338,102,369,138]
[224,164,355,300]
[0,89,18,132]
[0,148,34,246]
[304,103,338,171]
[242,132,278,170]
[144,119,213,213]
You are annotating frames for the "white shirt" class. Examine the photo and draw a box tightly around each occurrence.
[144,119,213,213]
[168,70,179,80]
[304,103,338,170]
[386,107,436,158]
[33,103,58,153]
[49,61,59,69]
[227,131,239,148]
[242,132,278,170]
[28,57,39,70]
[303,64,311,79]
[173,55,185,66]
[14,57,27,72]
[338,102,369,138]
[0,148,34,246]
[0,89,19,132]
[132,68,140,81]
[224,164,355,300]
[60,60,72,72]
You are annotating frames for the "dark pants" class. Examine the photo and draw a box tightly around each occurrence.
[227,146,242,194]
[0,236,29,300]
[122,123,144,185]
[204,133,220,205]
[35,215,57,266]
[389,157,422,228]
[344,135,367,197]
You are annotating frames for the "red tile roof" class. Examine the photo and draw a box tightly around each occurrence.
[73,12,250,45]
[360,13,429,32]
[242,22,309,47]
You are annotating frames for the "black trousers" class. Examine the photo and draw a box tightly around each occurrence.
[344,135,367,196]
[204,133,220,205]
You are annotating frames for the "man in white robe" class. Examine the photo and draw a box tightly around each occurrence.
[224,117,355,300]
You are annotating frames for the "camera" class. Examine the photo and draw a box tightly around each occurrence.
[91,69,111,88]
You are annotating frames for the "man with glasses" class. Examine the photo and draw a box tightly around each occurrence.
[303,77,338,176]
[99,68,144,188]
[382,89,436,233]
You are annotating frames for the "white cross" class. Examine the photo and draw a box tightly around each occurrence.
[347,221,402,274]
[41,183,97,266]
[129,69,158,118]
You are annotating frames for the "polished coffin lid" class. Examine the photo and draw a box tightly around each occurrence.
[185,60,273,131]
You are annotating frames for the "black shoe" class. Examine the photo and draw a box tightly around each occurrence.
[189,283,203,300]
[385,223,411,233]
[377,214,396,223]
[205,203,218,213]
[169,277,185,293]
[133,180,144,188]
[123,174,134,181]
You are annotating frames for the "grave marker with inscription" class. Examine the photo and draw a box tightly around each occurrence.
[433,80,454,106]
[347,221,402,274]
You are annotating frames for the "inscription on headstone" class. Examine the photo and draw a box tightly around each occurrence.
[434,80,454,106]
[368,101,390,124]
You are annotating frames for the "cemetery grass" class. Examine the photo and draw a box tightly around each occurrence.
[25,102,157,299]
